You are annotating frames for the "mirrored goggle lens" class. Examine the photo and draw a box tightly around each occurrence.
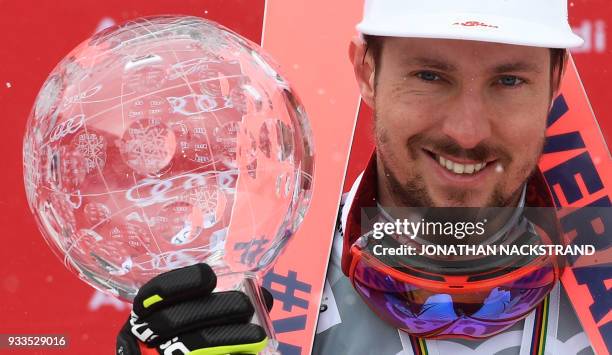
[351,258,556,338]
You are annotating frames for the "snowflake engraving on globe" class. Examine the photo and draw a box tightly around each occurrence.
[22,16,314,300]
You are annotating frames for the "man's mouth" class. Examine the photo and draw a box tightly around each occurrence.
[424,150,492,176]
[437,155,487,175]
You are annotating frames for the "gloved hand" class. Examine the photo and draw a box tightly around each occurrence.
[116,263,273,355]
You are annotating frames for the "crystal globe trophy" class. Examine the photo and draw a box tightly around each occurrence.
[22,16,314,353]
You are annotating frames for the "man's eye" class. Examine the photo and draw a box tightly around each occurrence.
[498,76,525,87]
[416,71,441,82]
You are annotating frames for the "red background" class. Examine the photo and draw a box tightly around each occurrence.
[0,1,609,354]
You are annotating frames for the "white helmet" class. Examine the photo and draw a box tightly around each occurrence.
[357,0,584,48]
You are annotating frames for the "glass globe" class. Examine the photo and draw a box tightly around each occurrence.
[23,16,314,301]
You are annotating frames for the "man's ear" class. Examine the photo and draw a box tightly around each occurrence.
[349,36,376,108]
[550,50,570,108]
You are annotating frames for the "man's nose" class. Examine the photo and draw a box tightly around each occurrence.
[440,89,492,149]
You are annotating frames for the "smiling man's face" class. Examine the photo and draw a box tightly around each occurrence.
[352,37,554,207]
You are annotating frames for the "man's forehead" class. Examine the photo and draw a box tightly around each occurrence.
[381,37,549,73]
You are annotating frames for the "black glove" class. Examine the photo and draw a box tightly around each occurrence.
[116,263,274,355]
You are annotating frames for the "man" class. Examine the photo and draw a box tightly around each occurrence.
[312,0,595,354]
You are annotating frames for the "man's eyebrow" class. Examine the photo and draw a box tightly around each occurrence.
[492,62,543,74]
[407,57,458,72]
[406,57,544,74]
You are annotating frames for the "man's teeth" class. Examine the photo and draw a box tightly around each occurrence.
[438,155,487,175]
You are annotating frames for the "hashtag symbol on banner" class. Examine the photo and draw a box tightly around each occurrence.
[263,270,311,312]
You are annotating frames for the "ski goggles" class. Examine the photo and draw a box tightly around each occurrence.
[347,211,562,339]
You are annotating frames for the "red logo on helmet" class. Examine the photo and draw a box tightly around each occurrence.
[453,21,499,29]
